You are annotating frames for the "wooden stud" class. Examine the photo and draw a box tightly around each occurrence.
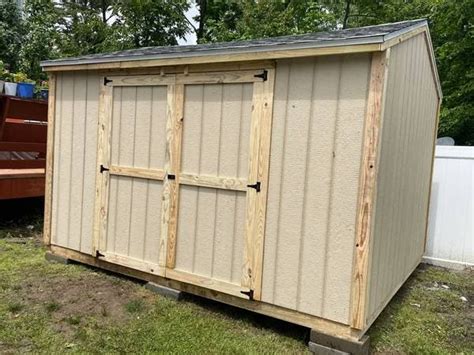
[165,84,184,269]
[350,50,390,330]
[49,244,363,340]
[43,73,56,246]
[92,79,113,256]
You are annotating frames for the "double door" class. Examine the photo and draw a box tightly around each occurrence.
[92,68,274,300]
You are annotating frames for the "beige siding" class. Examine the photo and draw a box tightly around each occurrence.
[175,83,252,285]
[105,86,168,264]
[367,34,439,323]
[51,72,100,254]
[262,54,371,324]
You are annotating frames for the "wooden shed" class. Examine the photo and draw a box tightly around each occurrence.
[41,19,441,345]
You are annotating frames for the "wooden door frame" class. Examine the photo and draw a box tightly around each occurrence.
[92,68,275,300]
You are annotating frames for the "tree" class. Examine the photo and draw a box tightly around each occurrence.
[113,0,190,48]
[0,0,24,72]
[19,0,62,80]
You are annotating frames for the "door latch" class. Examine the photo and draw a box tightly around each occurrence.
[247,181,261,192]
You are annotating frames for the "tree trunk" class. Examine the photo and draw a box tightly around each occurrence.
[197,0,207,42]
[343,0,351,29]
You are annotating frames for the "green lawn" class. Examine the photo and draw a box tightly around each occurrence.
[0,198,472,354]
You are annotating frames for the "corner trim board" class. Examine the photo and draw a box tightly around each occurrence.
[42,73,56,246]
[350,49,390,329]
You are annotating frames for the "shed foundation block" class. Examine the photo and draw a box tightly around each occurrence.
[145,282,183,301]
[309,330,369,355]
[45,252,70,265]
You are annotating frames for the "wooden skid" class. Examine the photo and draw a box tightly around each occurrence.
[48,244,362,341]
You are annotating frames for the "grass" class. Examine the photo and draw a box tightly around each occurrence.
[0,198,473,354]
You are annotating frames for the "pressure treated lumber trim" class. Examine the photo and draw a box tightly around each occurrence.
[107,75,175,86]
[109,166,166,181]
[158,87,173,268]
[165,269,247,299]
[108,70,265,87]
[178,173,247,192]
[350,50,390,330]
[165,84,184,269]
[99,61,276,77]
[42,43,382,72]
[43,73,56,246]
[381,25,426,50]
[241,80,263,291]
[422,30,443,100]
[92,81,113,256]
[48,244,362,340]
[423,98,442,253]
[251,68,275,300]
[99,251,165,277]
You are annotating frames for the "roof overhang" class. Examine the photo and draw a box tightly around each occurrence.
[41,19,441,99]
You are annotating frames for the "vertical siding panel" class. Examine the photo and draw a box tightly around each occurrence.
[144,86,167,264]
[55,73,74,248]
[193,84,222,276]
[273,59,314,309]
[80,73,99,254]
[368,34,439,321]
[51,72,63,245]
[176,85,204,272]
[128,87,153,259]
[212,84,243,281]
[113,87,136,256]
[68,73,87,250]
[107,88,123,253]
[323,54,370,322]
[262,55,370,323]
[297,56,341,315]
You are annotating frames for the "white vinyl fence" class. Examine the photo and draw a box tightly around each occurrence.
[425,145,474,269]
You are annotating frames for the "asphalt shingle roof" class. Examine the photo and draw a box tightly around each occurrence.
[41,19,426,67]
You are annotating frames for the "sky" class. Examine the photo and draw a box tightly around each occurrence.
[178,3,199,45]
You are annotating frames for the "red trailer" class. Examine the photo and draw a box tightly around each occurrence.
[0,95,47,200]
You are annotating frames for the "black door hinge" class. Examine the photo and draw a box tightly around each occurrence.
[104,77,113,86]
[241,289,254,300]
[247,181,261,192]
[100,164,109,173]
[167,174,176,180]
[96,250,105,258]
[254,70,268,81]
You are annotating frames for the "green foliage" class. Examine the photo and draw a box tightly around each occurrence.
[1,0,470,144]
[113,0,190,47]
[0,0,24,72]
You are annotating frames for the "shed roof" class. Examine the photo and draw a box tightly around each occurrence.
[42,19,426,68]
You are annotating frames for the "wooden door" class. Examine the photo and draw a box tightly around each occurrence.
[93,69,275,300]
